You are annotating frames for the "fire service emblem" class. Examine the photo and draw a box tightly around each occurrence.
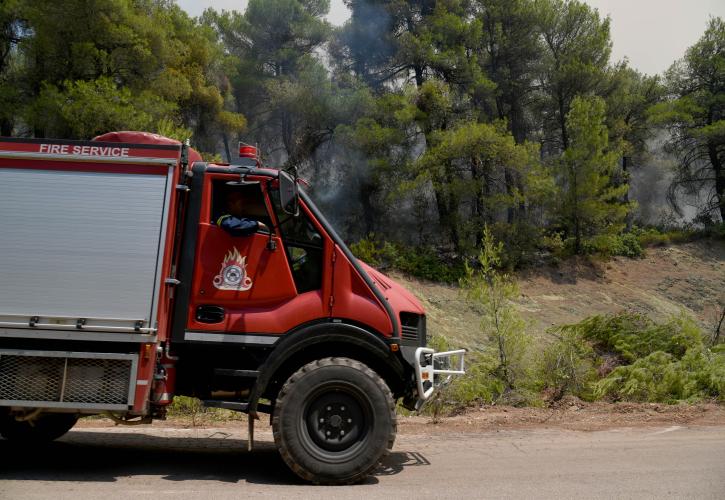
[213,248,253,291]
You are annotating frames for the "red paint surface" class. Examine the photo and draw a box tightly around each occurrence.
[186,173,327,335]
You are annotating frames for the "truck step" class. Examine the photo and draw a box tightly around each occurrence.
[202,400,274,414]
[213,368,259,378]
[202,400,248,412]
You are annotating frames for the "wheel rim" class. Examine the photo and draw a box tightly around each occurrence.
[300,382,374,462]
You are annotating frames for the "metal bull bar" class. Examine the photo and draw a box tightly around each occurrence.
[414,347,466,402]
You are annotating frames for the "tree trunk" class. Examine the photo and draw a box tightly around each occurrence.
[622,155,633,230]
[432,183,461,253]
[708,142,725,222]
[558,88,569,150]
[359,180,377,236]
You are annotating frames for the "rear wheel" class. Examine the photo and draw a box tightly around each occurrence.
[272,357,396,485]
[0,411,78,443]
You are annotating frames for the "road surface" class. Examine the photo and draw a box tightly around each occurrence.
[1,424,724,499]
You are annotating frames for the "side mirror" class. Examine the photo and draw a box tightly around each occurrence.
[279,171,299,216]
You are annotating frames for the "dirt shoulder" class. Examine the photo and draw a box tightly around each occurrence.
[400,400,725,433]
[76,401,725,434]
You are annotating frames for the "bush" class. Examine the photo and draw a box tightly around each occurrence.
[553,312,723,404]
[633,223,724,248]
[350,236,465,283]
[428,311,721,412]
[594,348,725,403]
[395,246,466,283]
[565,312,703,364]
[433,351,507,408]
[348,234,398,268]
[167,396,244,425]
[536,328,599,401]
[634,226,695,247]
[582,233,643,258]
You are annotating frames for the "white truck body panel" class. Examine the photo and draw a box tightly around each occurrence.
[0,167,171,333]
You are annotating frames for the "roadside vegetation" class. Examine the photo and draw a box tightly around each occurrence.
[421,229,725,416]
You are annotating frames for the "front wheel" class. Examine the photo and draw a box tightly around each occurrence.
[0,410,78,443]
[272,357,396,485]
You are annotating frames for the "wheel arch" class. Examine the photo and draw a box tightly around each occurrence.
[249,322,408,416]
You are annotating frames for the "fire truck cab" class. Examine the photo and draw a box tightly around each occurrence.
[0,132,464,484]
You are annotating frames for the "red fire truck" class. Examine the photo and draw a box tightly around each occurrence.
[0,132,464,484]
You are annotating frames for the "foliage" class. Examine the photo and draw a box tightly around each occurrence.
[416,119,554,256]
[2,0,243,152]
[537,312,723,404]
[31,77,174,139]
[593,348,725,403]
[536,0,612,151]
[430,309,723,412]
[460,226,532,395]
[536,327,598,401]
[350,235,466,283]
[649,17,725,222]
[167,396,244,426]
[556,96,632,254]
[433,351,507,410]
[561,312,703,364]
[634,226,698,247]
[630,222,724,248]
[582,232,643,258]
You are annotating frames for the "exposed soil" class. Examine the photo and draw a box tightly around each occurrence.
[75,400,725,434]
[400,399,725,433]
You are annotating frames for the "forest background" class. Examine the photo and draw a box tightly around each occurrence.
[1,0,724,407]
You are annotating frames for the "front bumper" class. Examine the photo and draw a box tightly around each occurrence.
[413,347,466,409]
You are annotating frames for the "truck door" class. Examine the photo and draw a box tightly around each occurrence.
[184,174,328,341]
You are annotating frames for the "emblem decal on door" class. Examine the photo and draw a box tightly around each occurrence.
[213,248,253,291]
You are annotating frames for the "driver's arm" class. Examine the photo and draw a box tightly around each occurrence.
[217,215,261,237]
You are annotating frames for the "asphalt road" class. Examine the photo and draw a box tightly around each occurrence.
[1,424,724,499]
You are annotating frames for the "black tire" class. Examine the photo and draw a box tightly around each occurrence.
[272,357,396,485]
[0,411,78,443]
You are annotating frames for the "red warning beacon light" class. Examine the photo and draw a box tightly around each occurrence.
[239,142,261,166]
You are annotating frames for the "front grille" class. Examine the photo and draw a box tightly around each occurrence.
[0,350,137,409]
[401,325,418,342]
[400,312,426,346]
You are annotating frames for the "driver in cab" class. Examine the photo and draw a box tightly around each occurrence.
[216,190,269,236]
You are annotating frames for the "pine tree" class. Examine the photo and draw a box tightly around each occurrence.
[558,96,631,253]
[650,17,725,222]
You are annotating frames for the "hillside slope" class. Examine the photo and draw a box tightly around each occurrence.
[390,240,724,348]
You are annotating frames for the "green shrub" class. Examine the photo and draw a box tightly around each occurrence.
[536,328,599,401]
[349,234,399,268]
[593,348,725,403]
[168,395,205,416]
[167,396,244,424]
[582,233,643,258]
[540,232,565,257]
[434,351,507,407]
[350,236,465,283]
[633,222,725,248]
[394,246,465,283]
[565,312,703,363]
[634,227,695,247]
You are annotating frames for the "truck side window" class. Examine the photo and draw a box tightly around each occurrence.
[271,189,323,293]
[211,180,273,229]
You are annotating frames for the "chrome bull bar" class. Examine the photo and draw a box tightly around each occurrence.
[414,347,466,401]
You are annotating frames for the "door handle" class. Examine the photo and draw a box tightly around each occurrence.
[196,305,225,324]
